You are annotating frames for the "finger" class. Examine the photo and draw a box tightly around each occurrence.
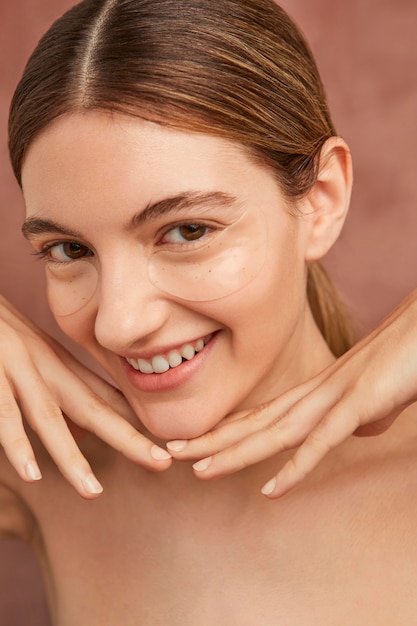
[53,372,172,471]
[16,339,173,473]
[16,373,171,497]
[190,384,344,479]
[0,377,42,483]
[354,410,401,437]
[262,376,413,498]
[167,374,330,459]
[260,401,362,498]
[5,353,106,498]
[16,390,105,499]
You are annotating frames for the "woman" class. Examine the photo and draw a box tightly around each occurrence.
[1,0,417,622]
[1,0,416,500]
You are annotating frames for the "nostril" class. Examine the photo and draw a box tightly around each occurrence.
[94,297,172,354]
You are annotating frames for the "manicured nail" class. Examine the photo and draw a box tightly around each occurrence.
[192,456,213,472]
[25,461,42,481]
[166,440,187,452]
[151,445,172,461]
[261,477,276,496]
[83,474,103,495]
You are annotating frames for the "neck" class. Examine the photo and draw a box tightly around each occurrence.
[151,452,287,523]
[132,306,337,516]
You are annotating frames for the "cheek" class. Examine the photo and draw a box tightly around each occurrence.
[46,264,98,317]
[53,303,98,349]
[190,227,306,347]
[45,264,100,347]
[56,307,115,380]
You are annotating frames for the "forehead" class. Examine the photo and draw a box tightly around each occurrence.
[21,111,290,238]
[22,112,255,194]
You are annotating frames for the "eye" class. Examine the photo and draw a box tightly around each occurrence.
[162,223,210,244]
[43,241,93,262]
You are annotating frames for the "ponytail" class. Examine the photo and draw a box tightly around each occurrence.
[307,261,354,357]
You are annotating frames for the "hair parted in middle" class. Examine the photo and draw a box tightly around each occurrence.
[9,0,353,355]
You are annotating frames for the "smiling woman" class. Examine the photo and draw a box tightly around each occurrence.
[1,0,417,624]
[21,110,339,440]
[10,0,354,356]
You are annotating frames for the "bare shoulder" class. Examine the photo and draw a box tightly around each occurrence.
[358,403,417,610]
[379,402,417,483]
[306,402,417,568]
[341,401,417,554]
[350,402,417,502]
[289,405,417,619]
[385,402,417,515]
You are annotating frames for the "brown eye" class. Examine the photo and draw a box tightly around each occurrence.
[161,223,211,245]
[62,243,90,259]
[177,224,208,241]
[48,242,93,262]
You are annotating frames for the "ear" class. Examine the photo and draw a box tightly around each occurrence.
[301,137,352,261]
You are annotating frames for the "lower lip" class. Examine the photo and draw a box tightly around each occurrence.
[121,332,219,393]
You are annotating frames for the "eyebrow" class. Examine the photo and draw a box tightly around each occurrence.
[22,191,238,240]
[128,191,238,229]
[22,218,82,240]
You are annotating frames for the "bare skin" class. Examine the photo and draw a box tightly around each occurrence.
[2,113,416,624]
[1,401,417,625]
[173,288,417,497]
[0,294,172,496]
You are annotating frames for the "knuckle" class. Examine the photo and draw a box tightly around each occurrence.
[30,400,64,428]
[305,426,331,455]
[221,444,249,472]
[67,448,87,467]
[0,398,19,419]
[0,324,19,347]
[104,385,125,407]
[86,389,109,411]
[83,391,110,416]
[190,428,220,452]
[7,435,30,453]
[267,413,294,446]
[285,455,308,482]
[271,409,292,429]
[204,428,221,447]
[247,401,271,425]
[60,449,90,474]
[87,382,126,411]
[121,428,146,451]
[0,332,30,362]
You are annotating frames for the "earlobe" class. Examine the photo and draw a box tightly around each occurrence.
[303,137,353,261]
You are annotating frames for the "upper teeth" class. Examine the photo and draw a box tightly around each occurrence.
[126,335,210,374]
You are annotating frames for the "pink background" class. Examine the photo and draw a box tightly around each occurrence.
[0,1,416,623]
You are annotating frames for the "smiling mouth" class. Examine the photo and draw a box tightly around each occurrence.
[125,334,213,374]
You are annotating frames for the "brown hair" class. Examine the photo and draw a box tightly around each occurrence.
[8,0,353,355]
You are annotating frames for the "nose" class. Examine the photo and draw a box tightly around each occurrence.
[94,254,170,353]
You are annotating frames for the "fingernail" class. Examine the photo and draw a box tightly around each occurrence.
[25,461,42,481]
[151,445,172,461]
[83,474,103,495]
[192,456,212,472]
[261,477,276,496]
[166,440,187,452]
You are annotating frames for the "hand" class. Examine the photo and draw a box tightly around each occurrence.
[167,288,417,498]
[0,296,171,499]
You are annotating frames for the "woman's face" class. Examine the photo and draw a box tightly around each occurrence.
[21,111,322,440]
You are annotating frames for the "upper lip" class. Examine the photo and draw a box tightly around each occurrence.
[117,332,214,361]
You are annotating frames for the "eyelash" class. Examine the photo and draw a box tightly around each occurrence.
[159,222,214,245]
[34,241,93,265]
[34,222,215,265]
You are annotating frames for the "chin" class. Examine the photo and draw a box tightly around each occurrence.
[129,398,222,442]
